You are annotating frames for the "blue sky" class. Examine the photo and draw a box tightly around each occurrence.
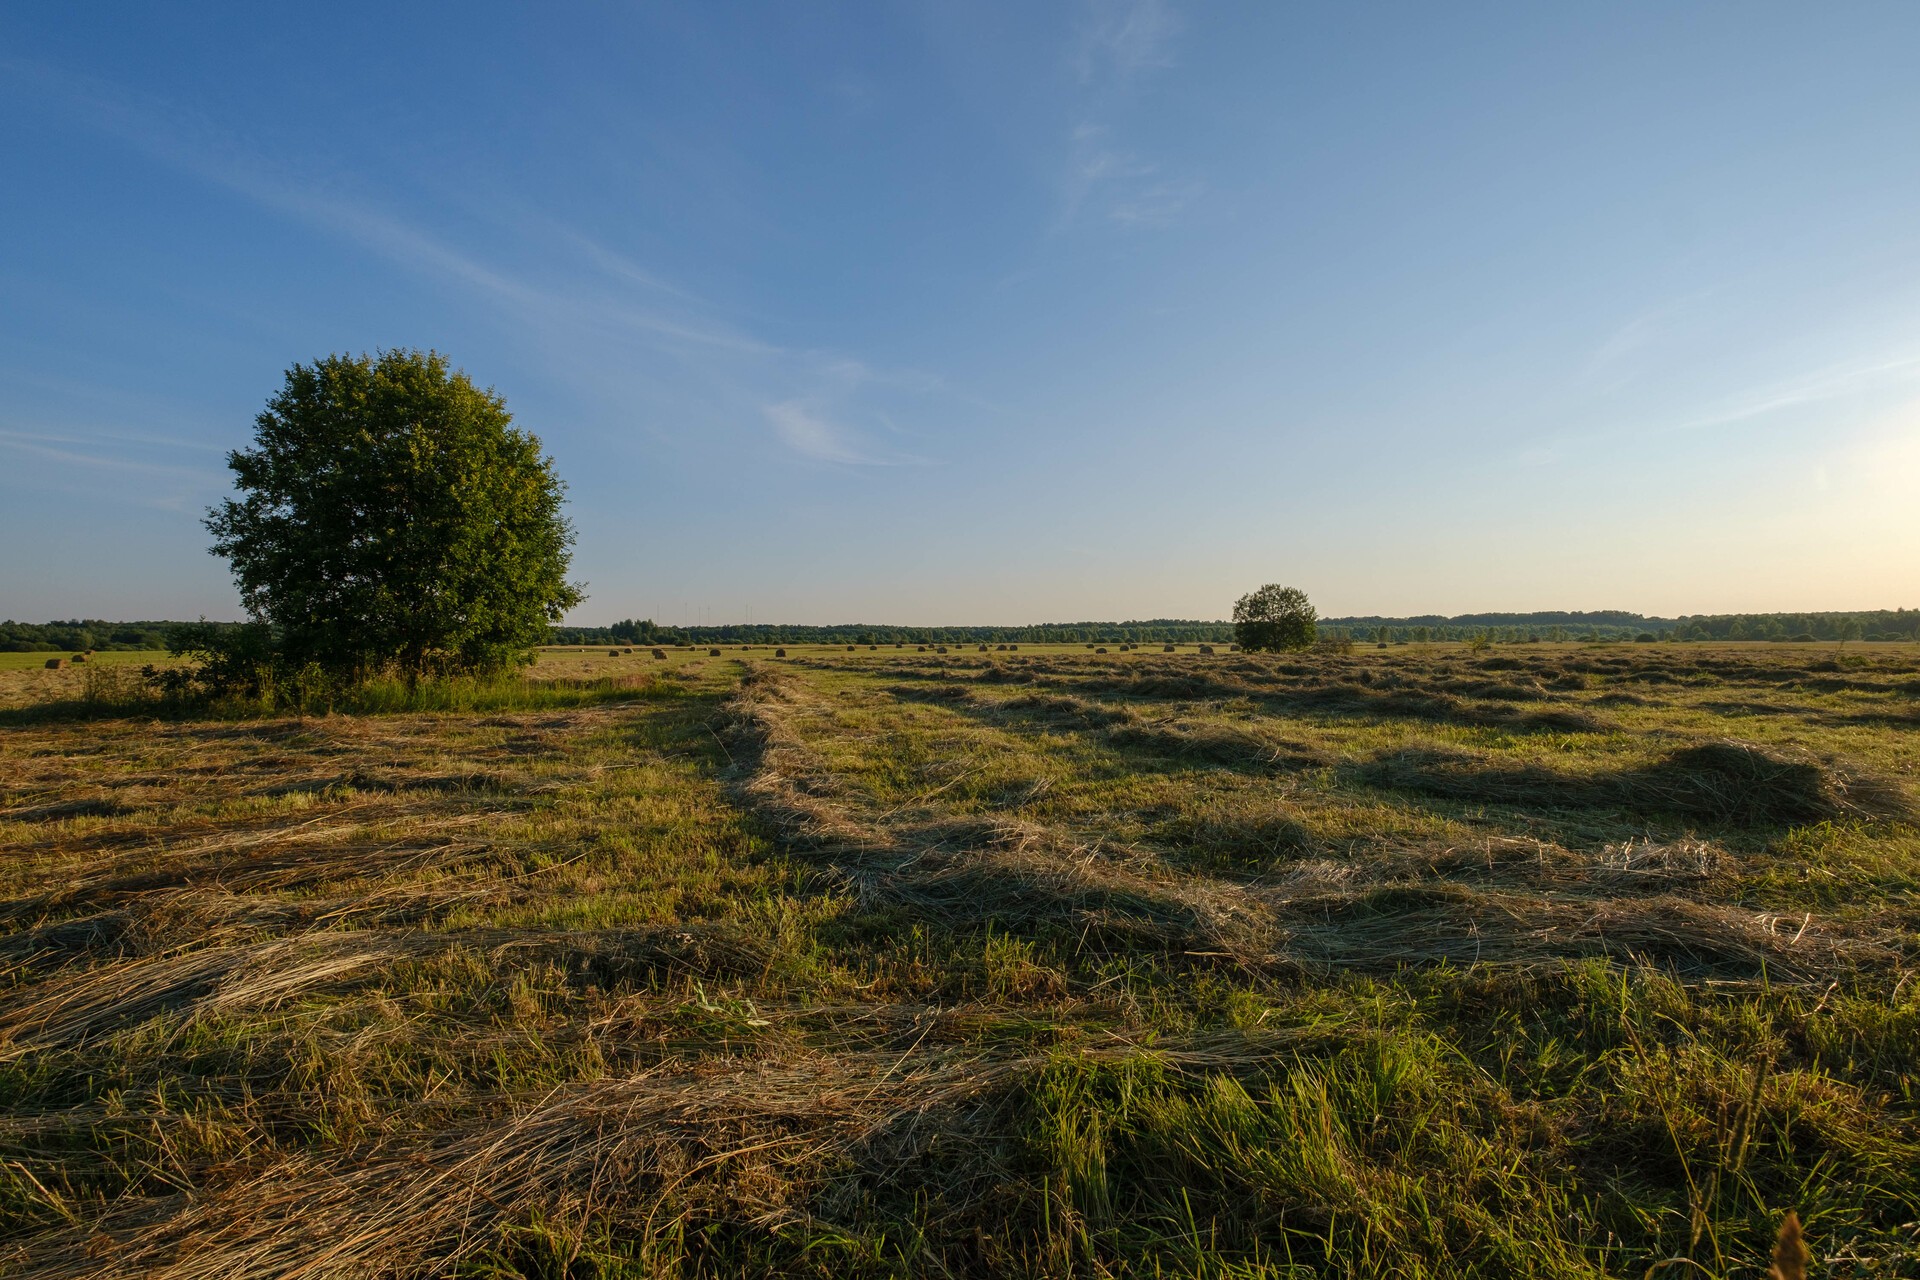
[4,2,1918,625]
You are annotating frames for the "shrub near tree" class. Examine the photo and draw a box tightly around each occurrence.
[1232,584,1317,652]
[198,350,582,691]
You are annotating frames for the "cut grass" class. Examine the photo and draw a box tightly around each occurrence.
[0,644,1915,1277]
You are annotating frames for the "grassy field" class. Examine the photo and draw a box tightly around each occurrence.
[1,641,1915,1277]
[0,649,172,671]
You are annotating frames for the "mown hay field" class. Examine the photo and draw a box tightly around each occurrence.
[2,642,1917,1277]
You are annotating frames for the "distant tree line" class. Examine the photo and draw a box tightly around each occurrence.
[16,608,1916,657]
[560,609,1920,648]
[0,620,227,653]
[550,619,1243,646]
[1666,610,1920,643]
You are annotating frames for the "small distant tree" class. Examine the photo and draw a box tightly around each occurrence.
[1232,584,1317,652]
[205,350,582,686]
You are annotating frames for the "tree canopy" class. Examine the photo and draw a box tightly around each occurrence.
[1233,584,1317,652]
[206,350,582,682]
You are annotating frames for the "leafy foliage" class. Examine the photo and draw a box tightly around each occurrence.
[1233,583,1317,652]
[205,350,581,683]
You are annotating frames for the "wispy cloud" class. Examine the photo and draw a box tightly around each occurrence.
[1578,291,1718,388]
[9,59,955,468]
[0,425,229,512]
[764,402,877,465]
[762,394,932,468]
[1073,0,1182,83]
[1057,2,1197,230]
[1671,352,1920,434]
[1109,177,1204,227]
[0,428,220,479]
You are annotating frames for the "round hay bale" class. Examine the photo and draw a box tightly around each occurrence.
[978,644,989,652]
[44,657,64,670]
[776,648,788,657]
[623,646,634,653]
[869,644,878,650]
[916,645,926,652]
[708,647,722,657]
[1009,644,1018,650]
[936,645,949,653]
[609,649,622,657]
[71,653,88,663]
[651,648,667,660]
[1163,644,1176,652]
[1095,646,1108,654]
[1198,644,1214,655]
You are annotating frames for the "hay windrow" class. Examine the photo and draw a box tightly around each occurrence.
[2,1049,1027,1280]
[1356,739,1911,827]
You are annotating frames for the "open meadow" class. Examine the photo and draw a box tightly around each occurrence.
[2,641,1917,1277]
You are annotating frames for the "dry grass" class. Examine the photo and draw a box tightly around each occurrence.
[1,643,1916,1276]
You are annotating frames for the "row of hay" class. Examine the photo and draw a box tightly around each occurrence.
[1357,739,1912,827]
[2,1045,1031,1279]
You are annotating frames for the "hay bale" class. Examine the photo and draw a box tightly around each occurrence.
[847,644,857,651]
[936,645,949,653]
[651,648,667,660]
[1199,645,1214,654]
[1163,644,1176,652]
[623,646,634,653]
[1095,646,1109,654]
[609,649,622,657]
[44,658,64,670]
[978,644,989,652]
[917,645,926,652]
[71,653,88,664]
[708,647,723,657]
[775,648,788,657]
[1009,644,1018,650]
[869,644,878,650]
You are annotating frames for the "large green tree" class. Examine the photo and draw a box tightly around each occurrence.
[1232,583,1317,652]
[207,350,583,682]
